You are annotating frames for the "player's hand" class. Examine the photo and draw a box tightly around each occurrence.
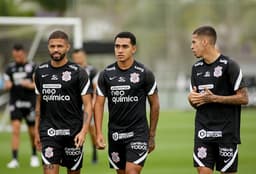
[74,131,86,148]
[34,130,42,151]
[148,136,155,153]
[96,134,106,150]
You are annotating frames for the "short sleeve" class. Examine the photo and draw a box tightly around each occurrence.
[96,71,107,96]
[79,68,92,95]
[228,59,246,91]
[144,69,158,95]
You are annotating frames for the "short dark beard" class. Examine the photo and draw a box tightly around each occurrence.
[50,52,66,62]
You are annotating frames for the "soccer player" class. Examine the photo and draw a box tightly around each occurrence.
[34,30,92,174]
[188,26,248,174]
[4,44,39,168]
[72,48,99,164]
[94,31,160,174]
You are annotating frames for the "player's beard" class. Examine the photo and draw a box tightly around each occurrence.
[50,52,66,62]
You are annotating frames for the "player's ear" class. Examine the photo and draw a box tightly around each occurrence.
[67,43,71,52]
[132,45,137,54]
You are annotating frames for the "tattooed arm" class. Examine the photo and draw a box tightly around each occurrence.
[74,94,92,148]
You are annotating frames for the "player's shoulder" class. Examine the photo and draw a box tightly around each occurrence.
[37,61,50,70]
[133,60,154,75]
[67,61,81,71]
[193,59,204,68]
[104,62,116,72]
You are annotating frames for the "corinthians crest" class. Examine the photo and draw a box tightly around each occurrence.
[130,72,140,83]
[62,71,71,82]
[214,66,223,78]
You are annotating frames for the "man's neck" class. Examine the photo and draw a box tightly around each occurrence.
[117,57,134,70]
[203,48,220,64]
[51,58,68,68]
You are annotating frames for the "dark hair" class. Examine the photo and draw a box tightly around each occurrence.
[48,30,69,42]
[13,43,25,51]
[72,48,85,54]
[192,26,217,45]
[114,31,136,45]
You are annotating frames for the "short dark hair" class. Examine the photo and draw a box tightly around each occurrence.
[114,31,136,45]
[72,48,85,54]
[13,43,25,51]
[192,26,217,45]
[48,30,69,42]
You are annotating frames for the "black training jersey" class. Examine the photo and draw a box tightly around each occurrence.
[34,61,92,137]
[4,61,36,106]
[97,60,158,133]
[190,55,246,143]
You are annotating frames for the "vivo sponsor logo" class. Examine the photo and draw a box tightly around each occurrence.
[47,128,70,136]
[198,129,222,139]
[111,85,130,90]
[15,101,31,108]
[198,84,214,90]
[112,132,134,141]
[64,147,82,156]
[219,148,234,157]
[130,142,147,150]
[43,84,62,89]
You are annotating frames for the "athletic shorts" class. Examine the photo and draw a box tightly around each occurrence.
[9,104,35,126]
[193,141,238,173]
[41,136,84,171]
[108,131,148,170]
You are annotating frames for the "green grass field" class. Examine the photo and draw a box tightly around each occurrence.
[0,108,255,174]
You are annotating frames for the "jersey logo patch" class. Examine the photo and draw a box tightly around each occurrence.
[214,66,223,78]
[62,71,71,82]
[130,73,140,83]
[45,147,54,158]
[197,147,207,159]
[111,152,120,163]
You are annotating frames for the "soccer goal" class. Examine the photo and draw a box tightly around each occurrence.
[0,16,83,131]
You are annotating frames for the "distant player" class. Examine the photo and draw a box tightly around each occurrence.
[72,48,99,163]
[188,26,248,174]
[4,44,39,168]
[34,30,92,174]
[94,31,160,174]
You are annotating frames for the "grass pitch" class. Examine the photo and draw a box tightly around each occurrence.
[0,108,255,174]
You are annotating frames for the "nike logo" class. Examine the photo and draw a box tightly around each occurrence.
[196,72,203,76]
[224,158,231,163]
[42,74,49,78]
[138,152,144,157]
[109,76,117,80]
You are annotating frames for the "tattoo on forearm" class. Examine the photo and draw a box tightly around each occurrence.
[44,164,54,170]
[83,111,88,123]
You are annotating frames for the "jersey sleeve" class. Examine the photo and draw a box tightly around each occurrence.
[34,67,41,95]
[90,67,99,85]
[228,59,246,91]
[96,71,107,96]
[3,65,11,81]
[190,65,197,92]
[79,68,92,95]
[144,68,158,95]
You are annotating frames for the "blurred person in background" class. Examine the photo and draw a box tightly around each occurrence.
[72,48,99,164]
[94,31,160,174]
[4,43,39,168]
[34,30,92,174]
[188,26,248,174]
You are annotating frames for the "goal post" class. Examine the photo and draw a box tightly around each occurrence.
[0,16,83,49]
[0,16,83,132]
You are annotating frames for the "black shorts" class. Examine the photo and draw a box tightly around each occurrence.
[193,141,238,173]
[9,103,35,126]
[108,131,148,170]
[41,136,83,171]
